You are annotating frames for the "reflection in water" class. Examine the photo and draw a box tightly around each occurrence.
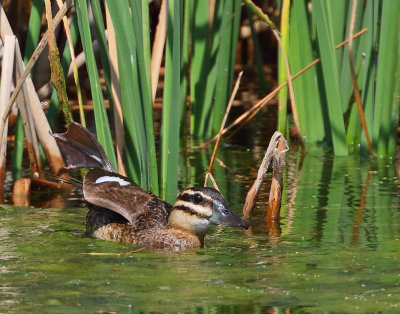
[286,154,399,250]
[351,164,372,245]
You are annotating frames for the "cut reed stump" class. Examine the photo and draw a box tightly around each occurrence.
[12,178,31,207]
[266,137,287,236]
[242,131,288,234]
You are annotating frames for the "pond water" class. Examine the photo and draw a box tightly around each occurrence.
[1,112,400,312]
[1,149,399,312]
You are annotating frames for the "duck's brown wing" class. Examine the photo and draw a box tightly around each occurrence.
[83,169,171,230]
[51,122,116,172]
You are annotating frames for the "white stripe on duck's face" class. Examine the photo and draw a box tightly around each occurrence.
[95,176,131,186]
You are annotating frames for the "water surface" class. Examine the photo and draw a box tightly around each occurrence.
[1,148,399,312]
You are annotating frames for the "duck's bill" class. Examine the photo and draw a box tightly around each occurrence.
[210,200,249,229]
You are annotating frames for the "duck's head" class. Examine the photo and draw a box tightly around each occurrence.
[169,187,249,239]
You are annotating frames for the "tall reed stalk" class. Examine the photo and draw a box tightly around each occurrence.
[190,0,242,138]
[160,0,183,203]
[87,0,159,194]
[75,0,117,168]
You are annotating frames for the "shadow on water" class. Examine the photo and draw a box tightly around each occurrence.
[1,146,400,312]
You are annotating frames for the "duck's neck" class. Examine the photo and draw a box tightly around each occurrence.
[168,208,208,244]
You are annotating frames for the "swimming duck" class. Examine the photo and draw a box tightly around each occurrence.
[52,122,248,250]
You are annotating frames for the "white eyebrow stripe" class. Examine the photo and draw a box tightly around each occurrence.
[174,200,212,217]
[95,176,130,186]
[180,190,212,202]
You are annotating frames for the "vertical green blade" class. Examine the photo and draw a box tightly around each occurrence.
[189,0,210,137]
[211,0,242,135]
[89,0,113,108]
[312,0,348,156]
[289,0,326,150]
[277,0,290,136]
[373,0,400,157]
[75,0,117,168]
[105,0,158,193]
[160,0,183,203]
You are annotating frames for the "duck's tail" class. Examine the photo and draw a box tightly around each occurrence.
[51,122,116,173]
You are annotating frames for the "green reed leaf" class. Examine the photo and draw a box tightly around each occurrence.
[312,0,348,156]
[75,0,117,168]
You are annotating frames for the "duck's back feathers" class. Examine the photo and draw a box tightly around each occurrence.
[83,168,171,231]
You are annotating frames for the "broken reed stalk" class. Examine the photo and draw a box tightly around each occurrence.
[45,0,73,125]
[266,136,288,236]
[243,0,277,30]
[105,3,126,176]
[348,0,373,157]
[242,131,287,219]
[0,35,16,203]
[204,172,220,191]
[199,28,367,148]
[204,71,243,188]
[0,3,69,179]
[150,0,167,103]
[56,0,85,127]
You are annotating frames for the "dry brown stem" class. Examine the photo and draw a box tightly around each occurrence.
[150,0,167,103]
[0,35,15,203]
[0,3,69,178]
[204,72,243,187]
[106,3,126,176]
[207,72,243,173]
[14,43,42,177]
[45,0,72,125]
[45,0,55,48]
[204,172,220,191]
[2,0,73,122]
[56,0,85,126]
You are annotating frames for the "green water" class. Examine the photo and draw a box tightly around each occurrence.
[1,151,400,313]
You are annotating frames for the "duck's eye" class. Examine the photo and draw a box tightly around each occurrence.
[193,193,203,204]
